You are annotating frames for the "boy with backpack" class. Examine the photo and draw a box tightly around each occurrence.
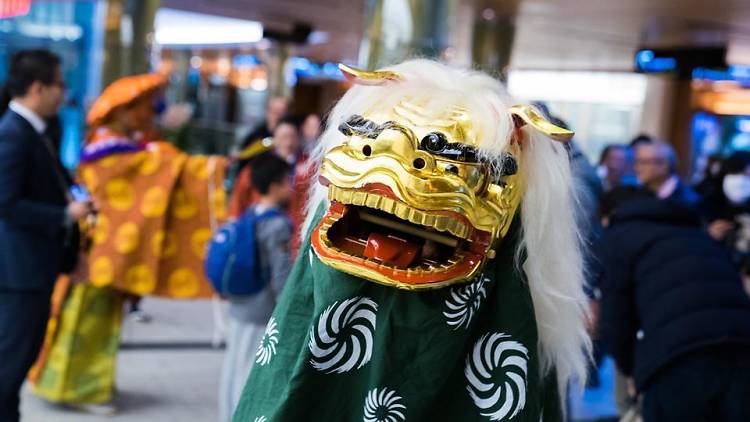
[216,154,293,422]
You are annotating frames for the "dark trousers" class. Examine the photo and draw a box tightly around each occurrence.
[643,345,750,422]
[0,291,51,422]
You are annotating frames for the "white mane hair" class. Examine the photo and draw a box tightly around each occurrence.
[303,59,591,394]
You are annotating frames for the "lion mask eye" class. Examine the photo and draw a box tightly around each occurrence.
[419,132,478,163]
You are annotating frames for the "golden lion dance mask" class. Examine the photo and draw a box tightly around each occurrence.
[311,64,573,290]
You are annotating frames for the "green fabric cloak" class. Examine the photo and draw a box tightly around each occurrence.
[233,217,562,422]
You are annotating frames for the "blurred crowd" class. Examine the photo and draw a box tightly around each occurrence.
[585,132,750,421]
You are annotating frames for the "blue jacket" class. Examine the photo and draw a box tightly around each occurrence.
[0,110,68,292]
[599,199,750,390]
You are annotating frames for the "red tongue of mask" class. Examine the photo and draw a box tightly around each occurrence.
[364,233,419,267]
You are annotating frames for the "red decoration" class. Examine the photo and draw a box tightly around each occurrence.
[0,0,31,19]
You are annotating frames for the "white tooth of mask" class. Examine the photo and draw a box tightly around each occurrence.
[723,174,750,205]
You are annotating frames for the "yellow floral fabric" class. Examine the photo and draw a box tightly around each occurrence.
[80,142,227,298]
[30,283,123,404]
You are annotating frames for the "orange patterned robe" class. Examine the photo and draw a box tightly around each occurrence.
[79,129,228,298]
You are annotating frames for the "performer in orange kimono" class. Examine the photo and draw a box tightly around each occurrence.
[29,74,227,414]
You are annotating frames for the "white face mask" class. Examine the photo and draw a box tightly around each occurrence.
[723,174,750,204]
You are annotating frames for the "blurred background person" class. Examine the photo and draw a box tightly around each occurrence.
[28,73,169,416]
[273,116,303,166]
[634,142,699,205]
[300,113,322,153]
[229,116,301,219]
[629,134,653,150]
[218,155,293,422]
[597,144,632,193]
[238,97,288,160]
[599,192,750,421]
[229,116,311,257]
[693,153,724,198]
[0,49,90,422]
[596,186,651,418]
[704,151,750,291]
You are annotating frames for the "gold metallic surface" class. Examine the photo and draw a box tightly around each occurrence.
[322,99,522,238]
[313,97,525,289]
[510,104,574,142]
[338,63,403,85]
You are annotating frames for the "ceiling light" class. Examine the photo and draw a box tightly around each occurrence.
[155,8,263,46]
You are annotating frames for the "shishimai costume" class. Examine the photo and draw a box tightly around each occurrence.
[233,60,590,421]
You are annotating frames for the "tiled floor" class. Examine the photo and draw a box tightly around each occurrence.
[20,298,227,422]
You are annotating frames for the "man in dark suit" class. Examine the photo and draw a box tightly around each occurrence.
[0,50,91,422]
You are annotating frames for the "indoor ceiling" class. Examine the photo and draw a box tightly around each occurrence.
[510,0,750,70]
[160,0,365,64]
[161,0,750,71]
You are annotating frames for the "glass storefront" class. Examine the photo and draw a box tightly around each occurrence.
[0,0,105,168]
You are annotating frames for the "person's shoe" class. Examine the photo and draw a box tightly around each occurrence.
[70,402,117,416]
[129,309,152,323]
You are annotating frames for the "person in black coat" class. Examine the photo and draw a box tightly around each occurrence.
[0,50,91,422]
[599,194,750,422]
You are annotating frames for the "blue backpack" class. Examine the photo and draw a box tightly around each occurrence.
[204,208,285,297]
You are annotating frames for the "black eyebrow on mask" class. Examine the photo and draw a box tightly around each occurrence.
[338,115,380,138]
[338,114,520,175]
[338,114,416,143]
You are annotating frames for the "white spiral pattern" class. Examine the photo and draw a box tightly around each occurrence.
[443,275,489,330]
[253,417,267,422]
[255,317,279,366]
[363,387,406,422]
[309,296,378,373]
[465,332,528,421]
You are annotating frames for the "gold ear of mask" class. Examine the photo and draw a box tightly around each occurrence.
[509,105,574,142]
[339,63,403,86]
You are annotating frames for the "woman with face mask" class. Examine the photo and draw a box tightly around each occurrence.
[706,151,750,289]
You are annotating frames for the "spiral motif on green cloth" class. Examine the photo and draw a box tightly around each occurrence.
[443,274,489,330]
[255,317,279,366]
[465,332,528,420]
[308,296,378,374]
[363,387,406,422]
